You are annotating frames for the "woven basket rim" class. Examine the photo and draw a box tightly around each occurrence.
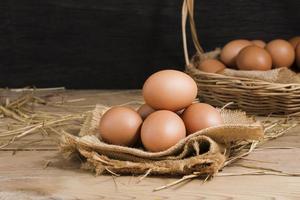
[182,0,300,88]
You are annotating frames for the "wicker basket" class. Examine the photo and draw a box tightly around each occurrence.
[182,0,300,116]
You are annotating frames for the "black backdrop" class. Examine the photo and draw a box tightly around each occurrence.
[1,0,300,89]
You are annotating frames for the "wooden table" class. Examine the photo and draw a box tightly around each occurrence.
[0,90,300,200]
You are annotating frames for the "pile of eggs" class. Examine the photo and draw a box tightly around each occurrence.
[99,70,222,152]
[198,36,300,73]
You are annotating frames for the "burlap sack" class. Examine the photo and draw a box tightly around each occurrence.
[61,105,264,176]
[193,48,300,84]
[222,68,300,84]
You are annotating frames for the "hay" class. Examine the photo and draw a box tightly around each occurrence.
[0,88,86,150]
[60,102,298,190]
[0,89,298,191]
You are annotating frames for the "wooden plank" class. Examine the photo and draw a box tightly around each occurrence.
[0,90,300,199]
[0,90,142,150]
[0,150,299,199]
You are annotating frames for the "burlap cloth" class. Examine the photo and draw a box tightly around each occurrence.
[193,48,300,84]
[61,105,264,177]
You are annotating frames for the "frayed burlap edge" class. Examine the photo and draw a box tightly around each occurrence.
[79,149,225,176]
[60,104,264,177]
[191,48,300,84]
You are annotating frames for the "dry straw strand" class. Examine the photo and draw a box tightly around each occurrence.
[2,88,297,192]
[153,174,200,192]
[136,168,152,183]
[0,89,86,150]
[63,101,294,191]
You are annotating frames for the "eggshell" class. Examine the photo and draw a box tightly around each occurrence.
[265,39,295,68]
[137,104,155,120]
[296,43,300,69]
[251,40,266,48]
[236,45,272,71]
[220,39,252,67]
[99,106,142,146]
[182,103,222,134]
[142,70,197,111]
[141,110,186,152]
[197,59,226,73]
[288,36,300,49]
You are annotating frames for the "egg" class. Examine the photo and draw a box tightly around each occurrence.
[236,45,272,71]
[141,110,186,152]
[220,39,252,67]
[197,59,226,73]
[181,103,222,134]
[99,106,142,146]
[265,39,295,68]
[251,40,266,48]
[296,43,300,68]
[142,70,197,111]
[288,36,300,49]
[137,104,155,120]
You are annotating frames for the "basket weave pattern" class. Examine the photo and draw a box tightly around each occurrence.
[182,0,300,116]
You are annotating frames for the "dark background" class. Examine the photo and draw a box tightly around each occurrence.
[1,0,300,89]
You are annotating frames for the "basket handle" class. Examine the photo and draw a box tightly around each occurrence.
[182,0,205,66]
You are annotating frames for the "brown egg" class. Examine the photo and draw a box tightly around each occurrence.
[197,59,226,73]
[236,45,272,71]
[182,103,222,135]
[99,106,142,146]
[141,110,186,152]
[288,36,300,49]
[251,40,266,48]
[220,39,252,67]
[142,70,197,111]
[137,104,155,120]
[296,43,300,68]
[265,39,295,68]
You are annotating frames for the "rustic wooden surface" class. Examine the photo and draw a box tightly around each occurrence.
[0,90,300,200]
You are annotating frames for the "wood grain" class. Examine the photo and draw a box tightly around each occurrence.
[1,1,300,88]
[0,90,300,200]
